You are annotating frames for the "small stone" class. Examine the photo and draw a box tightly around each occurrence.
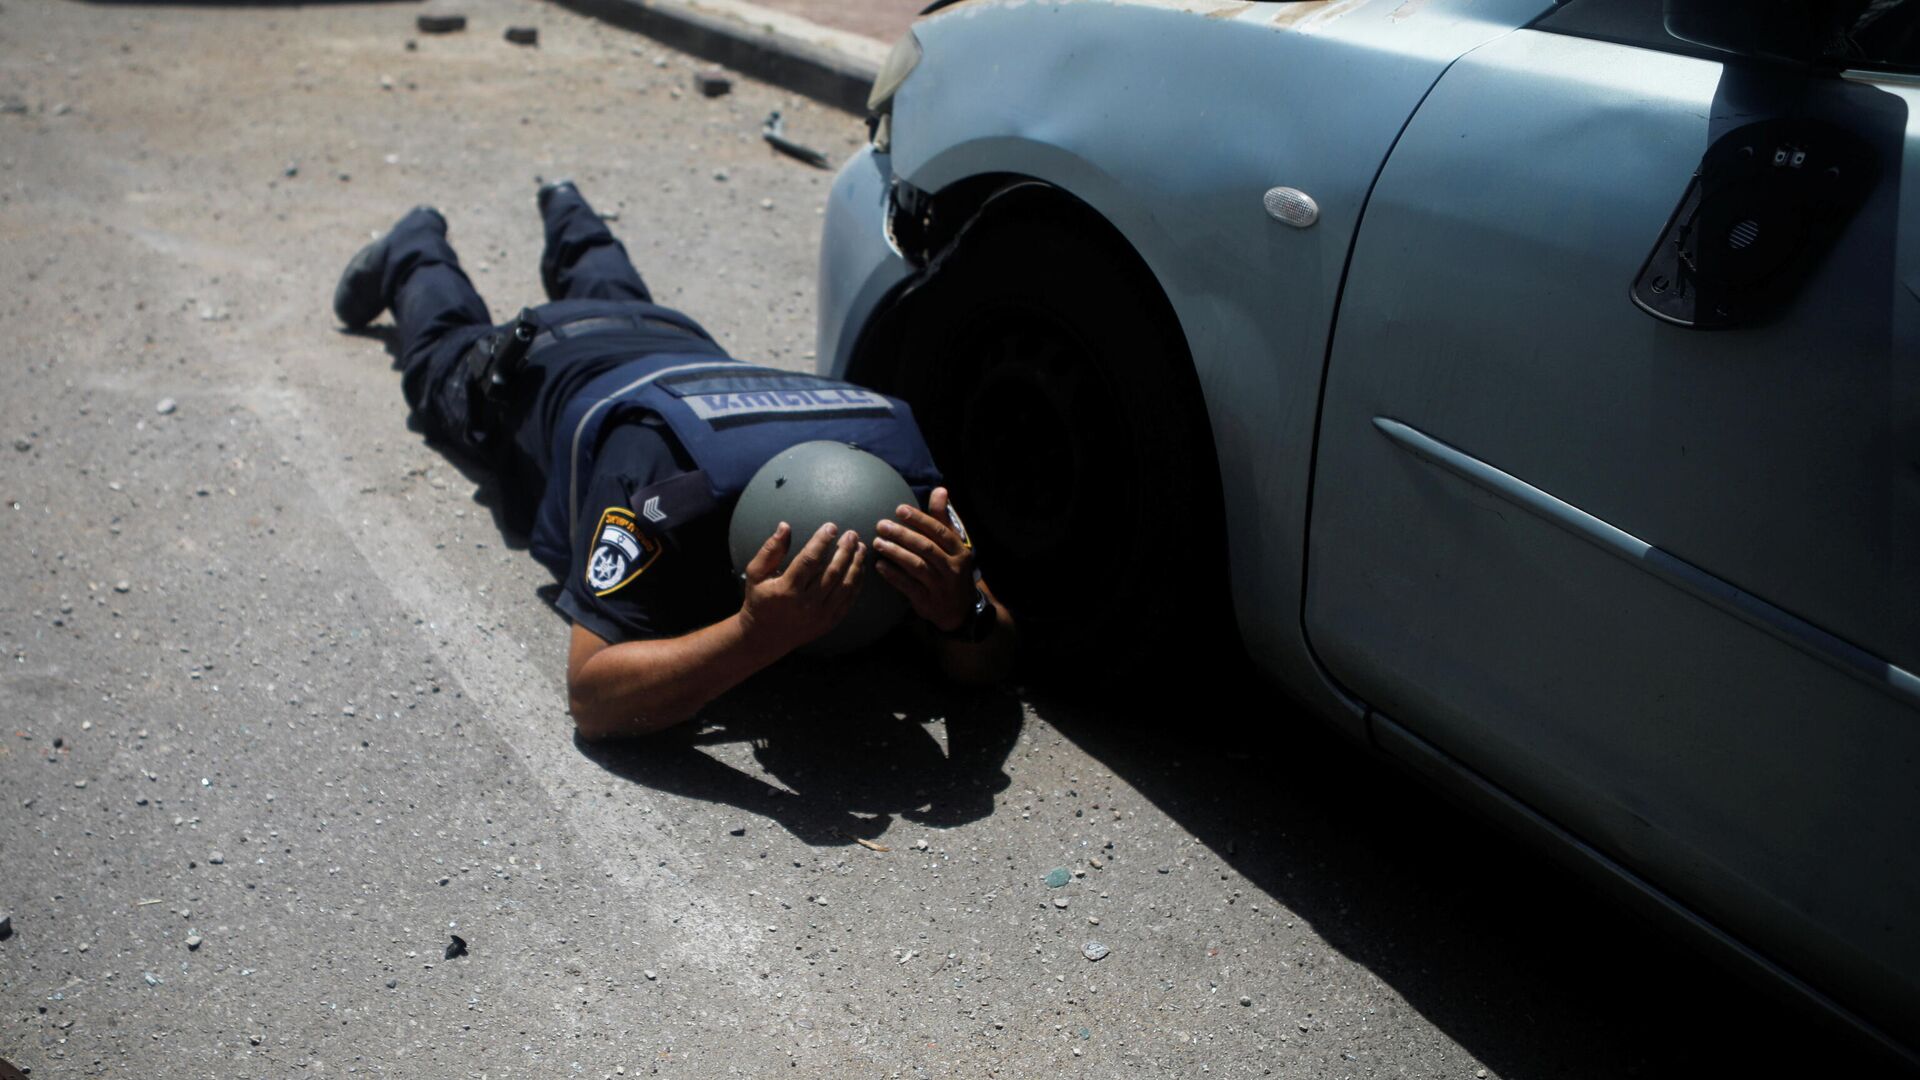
[653,55,669,68]
[0,914,12,940]
[338,172,351,183]
[1082,941,1109,962]
[1476,1071,1488,1079]
[1088,856,1103,870]
[154,398,177,415]
[1239,995,1252,1006]
[1044,867,1071,889]
[52,102,71,116]
[208,851,225,864]
[12,437,28,452]
[73,779,86,789]
[643,969,657,981]
[693,71,731,97]
[712,168,728,182]
[728,825,745,836]
[387,978,398,989]
[77,942,88,952]
[144,971,160,986]
[1052,897,1069,909]
[249,1035,261,1046]
[445,933,468,960]
[1087,916,1100,925]
[405,38,418,51]
[913,838,929,851]
[379,74,394,90]
[114,580,130,593]
[504,25,538,46]
[342,706,356,716]
[416,13,466,33]
[186,934,202,950]
[760,198,774,211]
[283,163,298,178]
[437,876,450,886]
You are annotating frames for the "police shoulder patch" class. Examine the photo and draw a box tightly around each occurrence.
[584,505,661,597]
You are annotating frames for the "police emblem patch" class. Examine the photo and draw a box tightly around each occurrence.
[585,505,660,596]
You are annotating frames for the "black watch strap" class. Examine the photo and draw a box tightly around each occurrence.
[942,585,995,643]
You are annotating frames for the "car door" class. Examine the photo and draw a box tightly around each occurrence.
[1303,4,1919,1046]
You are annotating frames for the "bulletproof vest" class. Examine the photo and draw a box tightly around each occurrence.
[529,353,941,577]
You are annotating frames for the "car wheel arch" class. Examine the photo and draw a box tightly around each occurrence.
[846,173,1239,662]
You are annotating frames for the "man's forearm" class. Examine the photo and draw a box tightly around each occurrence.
[568,614,789,738]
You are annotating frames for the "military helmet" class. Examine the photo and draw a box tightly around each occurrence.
[729,440,915,655]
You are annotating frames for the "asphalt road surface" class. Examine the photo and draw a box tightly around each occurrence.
[0,2,1901,1077]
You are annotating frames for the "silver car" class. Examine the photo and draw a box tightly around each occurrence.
[815,0,1919,1062]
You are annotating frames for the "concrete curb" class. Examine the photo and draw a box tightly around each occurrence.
[548,0,887,115]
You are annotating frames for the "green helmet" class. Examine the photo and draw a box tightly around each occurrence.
[729,440,915,655]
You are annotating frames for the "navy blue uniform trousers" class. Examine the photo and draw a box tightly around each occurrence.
[383,189,729,508]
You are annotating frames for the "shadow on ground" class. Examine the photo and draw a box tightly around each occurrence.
[1024,657,1910,1078]
[578,637,1020,846]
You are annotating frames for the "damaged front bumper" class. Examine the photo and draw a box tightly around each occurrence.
[815,145,915,380]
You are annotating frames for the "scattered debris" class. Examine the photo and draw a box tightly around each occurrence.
[135,898,163,906]
[504,26,539,46]
[693,70,731,98]
[1082,941,1109,962]
[154,397,177,415]
[416,13,466,33]
[444,933,468,960]
[761,111,831,170]
[1044,867,1071,889]
[852,837,889,853]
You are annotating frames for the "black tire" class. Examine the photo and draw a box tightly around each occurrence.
[883,195,1228,667]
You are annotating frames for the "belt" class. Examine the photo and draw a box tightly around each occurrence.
[529,314,693,353]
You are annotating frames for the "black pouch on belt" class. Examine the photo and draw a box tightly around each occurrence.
[464,307,540,437]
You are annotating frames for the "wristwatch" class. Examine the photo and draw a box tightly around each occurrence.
[942,585,996,643]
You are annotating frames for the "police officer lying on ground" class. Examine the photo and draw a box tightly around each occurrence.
[333,182,1014,739]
